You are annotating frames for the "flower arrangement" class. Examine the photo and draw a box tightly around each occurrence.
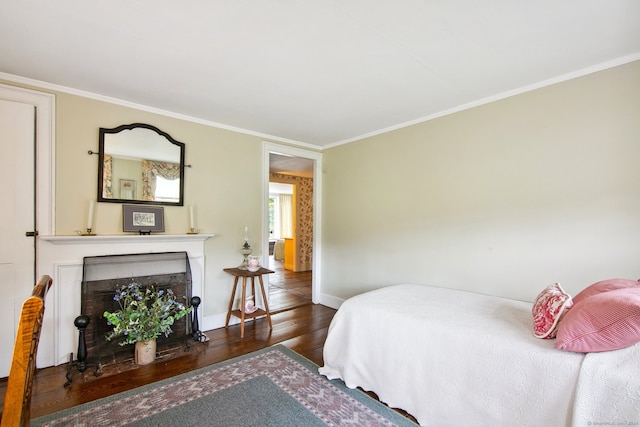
[103,282,193,346]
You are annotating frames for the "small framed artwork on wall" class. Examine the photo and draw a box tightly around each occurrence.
[123,205,165,234]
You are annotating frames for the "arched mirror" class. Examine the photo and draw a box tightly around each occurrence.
[97,123,185,206]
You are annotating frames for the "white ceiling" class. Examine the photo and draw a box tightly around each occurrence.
[1,1,639,148]
[269,153,314,178]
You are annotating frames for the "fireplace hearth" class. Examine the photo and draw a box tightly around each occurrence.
[80,252,193,365]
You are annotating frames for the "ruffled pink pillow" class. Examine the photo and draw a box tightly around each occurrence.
[532,283,573,339]
[555,287,640,352]
[572,278,640,305]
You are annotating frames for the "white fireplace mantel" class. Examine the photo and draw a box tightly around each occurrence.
[40,233,213,245]
[37,233,214,368]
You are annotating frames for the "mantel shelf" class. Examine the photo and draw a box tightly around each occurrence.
[40,233,214,245]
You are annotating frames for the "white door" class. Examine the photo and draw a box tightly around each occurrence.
[0,99,36,377]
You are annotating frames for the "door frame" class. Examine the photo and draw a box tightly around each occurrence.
[262,142,322,304]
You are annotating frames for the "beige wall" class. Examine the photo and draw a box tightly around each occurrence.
[0,79,275,317]
[322,61,640,302]
[54,92,270,315]
[3,59,639,313]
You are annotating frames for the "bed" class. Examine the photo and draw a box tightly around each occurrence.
[319,284,640,426]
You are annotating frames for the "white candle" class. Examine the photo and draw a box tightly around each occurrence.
[189,205,195,230]
[87,200,95,230]
[244,226,248,240]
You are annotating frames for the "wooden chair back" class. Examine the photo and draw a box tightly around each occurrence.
[1,275,52,427]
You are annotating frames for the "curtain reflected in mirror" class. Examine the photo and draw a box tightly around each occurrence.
[141,160,180,202]
[98,124,185,206]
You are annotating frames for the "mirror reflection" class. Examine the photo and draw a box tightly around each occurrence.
[98,123,185,206]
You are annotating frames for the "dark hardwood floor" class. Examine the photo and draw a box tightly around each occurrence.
[0,262,418,423]
[267,256,313,313]
[0,303,336,419]
[0,259,325,420]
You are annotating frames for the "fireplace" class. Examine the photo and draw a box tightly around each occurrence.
[81,251,193,364]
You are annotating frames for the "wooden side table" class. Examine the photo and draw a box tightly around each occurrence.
[223,267,274,338]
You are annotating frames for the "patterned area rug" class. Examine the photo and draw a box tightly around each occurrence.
[32,345,417,427]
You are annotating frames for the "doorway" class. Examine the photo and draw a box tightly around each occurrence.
[267,181,311,312]
[262,142,322,309]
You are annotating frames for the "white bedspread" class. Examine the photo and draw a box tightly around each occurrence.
[319,284,640,426]
[572,341,640,425]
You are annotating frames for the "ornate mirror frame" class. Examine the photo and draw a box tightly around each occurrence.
[97,123,186,206]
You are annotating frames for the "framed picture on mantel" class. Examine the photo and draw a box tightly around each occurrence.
[123,205,165,234]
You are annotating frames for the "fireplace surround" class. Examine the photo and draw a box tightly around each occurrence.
[37,233,212,369]
[81,251,193,364]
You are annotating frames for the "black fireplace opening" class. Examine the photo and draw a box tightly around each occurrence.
[81,251,193,365]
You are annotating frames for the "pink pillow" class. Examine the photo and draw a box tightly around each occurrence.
[572,278,640,305]
[555,287,640,353]
[532,283,573,339]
